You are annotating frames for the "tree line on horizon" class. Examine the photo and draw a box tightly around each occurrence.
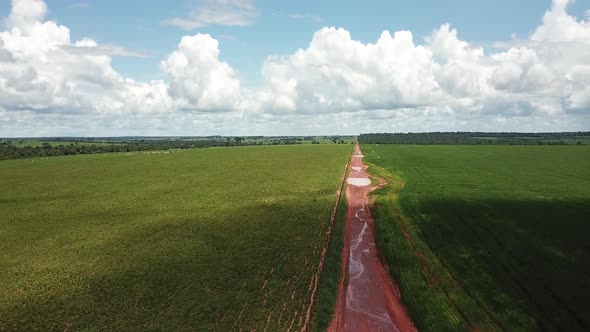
[0,136,352,160]
[359,132,590,145]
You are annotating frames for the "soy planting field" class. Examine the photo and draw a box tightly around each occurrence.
[363,144,590,331]
[0,145,351,330]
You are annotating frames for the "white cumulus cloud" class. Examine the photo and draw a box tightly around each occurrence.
[259,27,444,114]
[161,34,242,112]
[0,0,589,136]
[256,0,590,122]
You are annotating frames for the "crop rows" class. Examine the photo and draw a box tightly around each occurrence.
[364,144,590,331]
[0,145,351,330]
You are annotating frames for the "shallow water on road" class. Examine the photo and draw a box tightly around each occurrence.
[347,177,371,187]
[330,145,415,332]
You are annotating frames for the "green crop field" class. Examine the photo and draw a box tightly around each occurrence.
[0,145,351,330]
[363,145,590,331]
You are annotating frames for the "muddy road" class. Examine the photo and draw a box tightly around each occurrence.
[329,145,415,332]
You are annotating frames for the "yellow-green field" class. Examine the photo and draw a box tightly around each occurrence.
[0,145,351,330]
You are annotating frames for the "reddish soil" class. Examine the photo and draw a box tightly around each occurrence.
[329,145,416,332]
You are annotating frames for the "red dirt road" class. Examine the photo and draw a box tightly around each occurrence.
[329,145,416,332]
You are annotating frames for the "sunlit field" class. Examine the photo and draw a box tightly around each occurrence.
[0,145,351,330]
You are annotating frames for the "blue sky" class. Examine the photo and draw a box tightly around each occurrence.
[0,0,589,136]
[1,0,586,85]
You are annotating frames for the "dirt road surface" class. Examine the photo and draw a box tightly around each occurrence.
[328,145,416,332]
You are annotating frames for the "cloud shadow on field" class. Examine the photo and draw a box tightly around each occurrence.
[0,192,337,331]
[403,196,590,331]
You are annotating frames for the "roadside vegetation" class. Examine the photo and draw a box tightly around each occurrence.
[311,184,348,332]
[0,145,351,330]
[363,144,590,331]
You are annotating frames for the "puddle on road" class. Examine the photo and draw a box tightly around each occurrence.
[354,154,364,158]
[351,166,362,172]
[347,178,371,187]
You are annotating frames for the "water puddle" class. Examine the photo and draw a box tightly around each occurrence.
[347,178,371,187]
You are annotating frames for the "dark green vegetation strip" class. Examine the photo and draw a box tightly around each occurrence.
[0,138,230,160]
[0,145,351,330]
[363,144,590,331]
[359,132,590,145]
[0,136,355,160]
[311,185,347,332]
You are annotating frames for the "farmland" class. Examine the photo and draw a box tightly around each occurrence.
[0,136,356,160]
[362,144,590,331]
[0,145,351,330]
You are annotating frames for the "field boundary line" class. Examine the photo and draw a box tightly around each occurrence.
[301,146,354,332]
